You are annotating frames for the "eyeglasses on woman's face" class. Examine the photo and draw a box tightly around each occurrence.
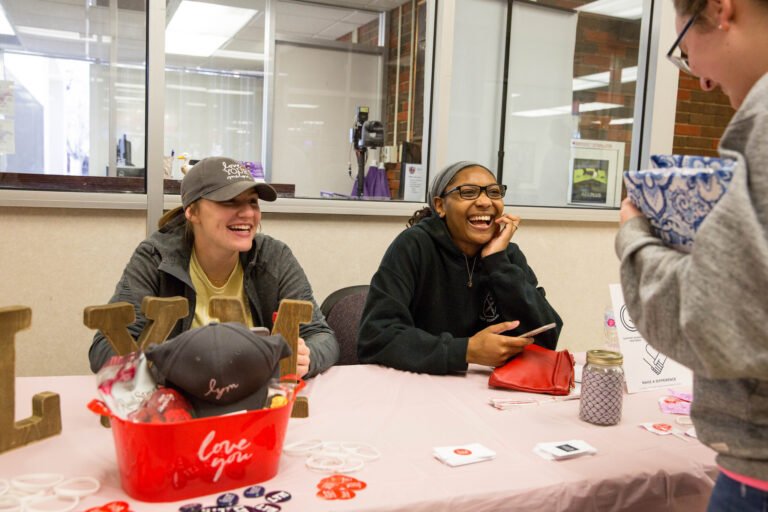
[440,183,507,200]
[666,11,699,75]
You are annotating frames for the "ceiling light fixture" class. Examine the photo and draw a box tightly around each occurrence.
[166,1,257,57]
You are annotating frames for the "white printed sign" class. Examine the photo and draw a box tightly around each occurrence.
[609,284,692,394]
[403,164,426,202]
[0,81,13,116]
[0,118,14,154]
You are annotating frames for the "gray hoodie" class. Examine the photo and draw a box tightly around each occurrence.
[616,72,768,480]
[88,213,339,378]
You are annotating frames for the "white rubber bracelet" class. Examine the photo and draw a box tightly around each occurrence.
[9,474,63,493]
[305,454,347,472]
[283,439,323,456]
[54,477,101,498]
[320,441,344,453]
[24,495,79,512]
[0,495,22,512]
[0,479,8,496]
[341,442,381,461]
[337,456,364,473]
[3,489,44,500]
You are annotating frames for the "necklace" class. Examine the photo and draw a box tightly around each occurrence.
[463,254,477,288]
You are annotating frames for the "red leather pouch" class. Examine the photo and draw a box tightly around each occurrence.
[488,344,575,396]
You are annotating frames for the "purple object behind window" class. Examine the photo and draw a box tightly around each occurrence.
[242,161,265,180]
[351,166,390,199]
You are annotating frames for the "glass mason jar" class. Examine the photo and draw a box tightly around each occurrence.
[579,350,624,426]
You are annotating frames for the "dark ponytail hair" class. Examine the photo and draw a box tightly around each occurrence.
[158,204,195,246]
[407,207,433,227]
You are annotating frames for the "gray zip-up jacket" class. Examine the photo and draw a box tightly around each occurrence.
[88,213,339,378]
[616,72,768,481]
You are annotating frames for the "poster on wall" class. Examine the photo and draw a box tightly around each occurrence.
[0,119,15,154]
[568,139,625,207]
[609,284,692,394]
[0,81,13,116]
[403,164,426,202]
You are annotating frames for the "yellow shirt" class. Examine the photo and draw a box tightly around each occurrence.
[189,249,254,329]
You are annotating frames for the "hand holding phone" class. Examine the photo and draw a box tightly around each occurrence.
[519,322,557,338]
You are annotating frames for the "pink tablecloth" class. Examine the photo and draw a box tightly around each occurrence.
[4,365,716,511]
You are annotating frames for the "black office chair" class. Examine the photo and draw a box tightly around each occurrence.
[320,285,369,366]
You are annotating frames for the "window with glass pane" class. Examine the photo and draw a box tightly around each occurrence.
[444,0,643,209]
[0,0,147,192]
[163,0,265,192]
[270,0,429,201]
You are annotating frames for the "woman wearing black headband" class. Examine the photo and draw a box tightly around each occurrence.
[358,161,562,374]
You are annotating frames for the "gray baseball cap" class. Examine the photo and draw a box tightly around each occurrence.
[180,156,277,209]
[145,322,291,418]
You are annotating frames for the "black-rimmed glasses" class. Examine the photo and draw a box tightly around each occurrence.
[666,11,699,75]
[441,184,507,200]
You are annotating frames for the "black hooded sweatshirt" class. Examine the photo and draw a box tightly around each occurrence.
[358,215,563,374]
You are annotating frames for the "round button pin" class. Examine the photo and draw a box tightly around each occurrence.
[264,490,291,504]
[243,485,265,498]
[250,504,282,512]
[216,492,239,506]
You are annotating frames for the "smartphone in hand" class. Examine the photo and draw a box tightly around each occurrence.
[519,322,557,338]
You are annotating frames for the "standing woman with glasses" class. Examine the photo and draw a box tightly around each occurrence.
[358,161,562,374]
[617,0,768,509]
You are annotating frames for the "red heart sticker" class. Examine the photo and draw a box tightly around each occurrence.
[320,474,359,485]
[83,501,131,512]
[334,487,356,500]
[317,489,338,500]
[315,475,367,500]
[454,448,472,455]
[653,423,673,432]
[317,481,340,491]
[344,480,367,491]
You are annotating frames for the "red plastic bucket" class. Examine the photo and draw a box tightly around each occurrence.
[89,380,303,503]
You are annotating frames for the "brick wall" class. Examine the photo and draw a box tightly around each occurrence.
[343,1,426,198]
[344,3,735,198]
[672,73,733,156]
[571,13,640,172]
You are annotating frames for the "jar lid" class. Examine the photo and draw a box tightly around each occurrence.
[586,349,623,366]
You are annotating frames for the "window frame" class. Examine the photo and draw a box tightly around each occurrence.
[0,0,666,227]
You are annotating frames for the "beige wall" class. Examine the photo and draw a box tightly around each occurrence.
[1,206,619,377]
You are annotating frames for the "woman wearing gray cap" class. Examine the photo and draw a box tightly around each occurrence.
[88,156,339,378]
[358,161,562,374]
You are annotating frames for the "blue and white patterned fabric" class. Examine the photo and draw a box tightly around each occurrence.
[650,154,736,171]
[624,166,735,252]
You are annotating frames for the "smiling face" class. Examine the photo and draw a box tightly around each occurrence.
[675,1,764,110]
[433,166,504,256]
[186,188,262,260]
[675,12,733,101]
